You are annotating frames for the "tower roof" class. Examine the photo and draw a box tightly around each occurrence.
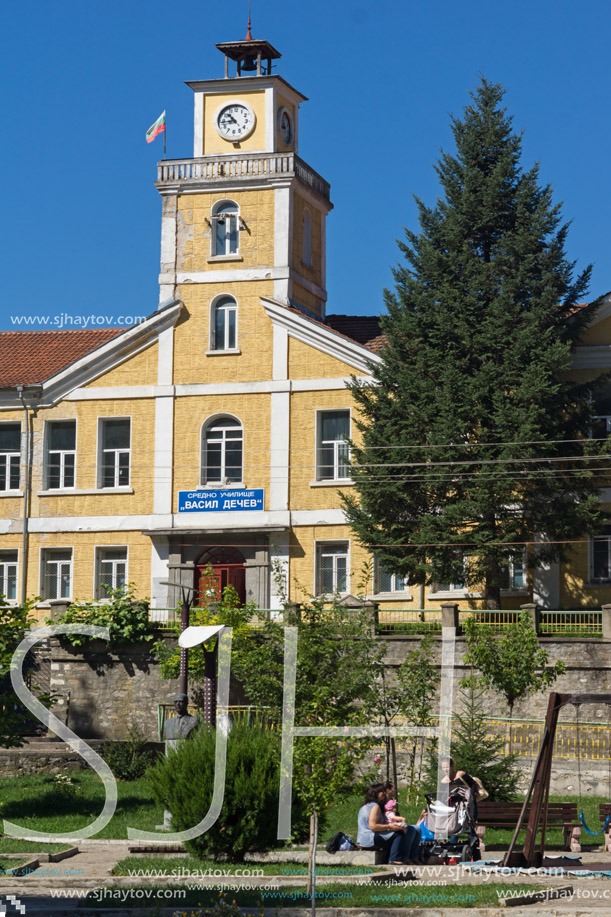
[215,39,281,62]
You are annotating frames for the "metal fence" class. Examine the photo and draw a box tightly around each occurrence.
[149,605,606,636]
[383,714,611,760]
[374,608,604,636]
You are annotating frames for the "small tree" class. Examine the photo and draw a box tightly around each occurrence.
[463,611,565,721]
[147,722,309,860]
[153,572,257,707]
[448,674,521,800]
[233,598,385,893]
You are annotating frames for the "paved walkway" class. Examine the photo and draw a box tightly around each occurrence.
[3,844,611,915]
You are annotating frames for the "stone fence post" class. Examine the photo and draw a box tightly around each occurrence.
[47,599,70,622]
[601,605,611,640]
[441,602,459,630]
[520,602,541,635]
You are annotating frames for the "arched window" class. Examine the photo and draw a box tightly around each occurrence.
[302,208,312,267]
[211,200,239,256]
[211,295,238,351]
[202,417,243,485]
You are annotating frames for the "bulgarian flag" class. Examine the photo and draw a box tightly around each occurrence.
[146,110,166,144]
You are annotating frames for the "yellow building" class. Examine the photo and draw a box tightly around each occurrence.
[1,34,611,616]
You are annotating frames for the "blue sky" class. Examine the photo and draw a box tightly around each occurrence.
[2,0,610,330]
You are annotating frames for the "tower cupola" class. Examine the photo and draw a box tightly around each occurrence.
[216,38,282,78]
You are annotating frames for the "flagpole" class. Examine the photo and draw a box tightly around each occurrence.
[164,115,166,160]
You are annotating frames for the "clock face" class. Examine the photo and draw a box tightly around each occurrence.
[215,102,256,141]
[278,107,293,144]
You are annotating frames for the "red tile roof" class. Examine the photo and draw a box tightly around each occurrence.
[325,314,387,354]
[0,329,124,387]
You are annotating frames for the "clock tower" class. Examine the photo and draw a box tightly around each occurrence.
[156,32,332,353]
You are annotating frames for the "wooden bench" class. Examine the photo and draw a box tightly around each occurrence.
[475,801,580,855]
[598,803,611,852]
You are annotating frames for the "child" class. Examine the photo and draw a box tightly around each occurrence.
[384,799,408,832]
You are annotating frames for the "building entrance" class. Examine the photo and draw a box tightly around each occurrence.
[194,546,246,605]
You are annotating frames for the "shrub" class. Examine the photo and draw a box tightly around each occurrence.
[49,585,154,648]
[147,722,310,860]
[101,727,157,780]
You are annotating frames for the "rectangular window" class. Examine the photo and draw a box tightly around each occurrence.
[590,382,611,439]
[212,298,237,351]
[42,549,72,600]
[46,421,76,489]
[377,563,407,594]
[317,410,350,481]
[591,528,611,583]
[213,209,239,256]
[96,547,127,598]
[316,542,349,595]
[437,557,468,593]
[500,553,526,590]
[100,419,130,487]
[0,550,18,601]
[0,423,21,491]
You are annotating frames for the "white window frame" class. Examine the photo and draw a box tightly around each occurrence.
[211,199,240,258]
[209,295,239,353]
[97,417,131,488]
[0,549,18,602]
[95,546,128,599]
[40,547,73,601]
[589,382,611,439]
[590,528,611,584]
[315,540,350,596]
[0,422,21,492]
[429,555,469,597]
[302,208,312,267]
[315,409,351,482]
[45,419,77,490]
[374,559,409,595]
[500,552,527,593]
[201,415,244,486]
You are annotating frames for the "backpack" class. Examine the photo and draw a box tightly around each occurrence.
[339,833,357,851]
[325,831,356,853]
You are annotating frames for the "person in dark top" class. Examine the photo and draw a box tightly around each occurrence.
[440,755,479,841]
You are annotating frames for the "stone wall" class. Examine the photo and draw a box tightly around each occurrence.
[383,635,611,721]
[40,632,611,740]
[20,632,611,794]
[0,739,165,778]
[45,636,181,741]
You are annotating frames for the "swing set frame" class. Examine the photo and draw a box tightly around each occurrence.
[504,691,611,868]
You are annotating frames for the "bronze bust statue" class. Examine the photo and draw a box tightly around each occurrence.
[163,693,199,746]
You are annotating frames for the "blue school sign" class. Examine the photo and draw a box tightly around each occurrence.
[178,489,264,513]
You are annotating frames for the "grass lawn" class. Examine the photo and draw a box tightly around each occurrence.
[0,772,605,855]
[0,857,28,873]
[85,882,540,909]
[0,837,70,854]
[0,772,163,839]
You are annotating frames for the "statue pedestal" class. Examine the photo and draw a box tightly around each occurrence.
[155,809,173,831]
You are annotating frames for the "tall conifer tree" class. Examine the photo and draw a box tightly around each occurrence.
[344,80,605,608]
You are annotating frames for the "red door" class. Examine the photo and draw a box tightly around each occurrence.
[195,547,246,605]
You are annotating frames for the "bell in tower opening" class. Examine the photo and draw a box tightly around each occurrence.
[216,38,281,77]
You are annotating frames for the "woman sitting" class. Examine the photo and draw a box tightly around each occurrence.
[357,782,421,865]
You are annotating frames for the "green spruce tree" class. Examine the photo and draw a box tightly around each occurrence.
[344,79,606,608]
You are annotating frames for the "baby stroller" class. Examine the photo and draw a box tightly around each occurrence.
[424,785,481,863]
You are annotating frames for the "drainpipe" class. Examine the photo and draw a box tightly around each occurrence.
[16,384,41,605]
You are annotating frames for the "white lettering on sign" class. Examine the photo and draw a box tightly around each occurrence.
[185,499,219,510]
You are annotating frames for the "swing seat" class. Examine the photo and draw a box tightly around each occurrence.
[579,811,611,837]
